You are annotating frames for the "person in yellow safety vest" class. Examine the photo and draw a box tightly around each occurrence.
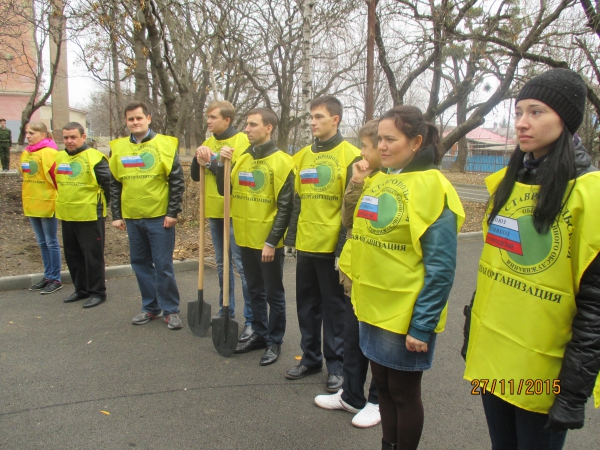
[20,121,63,294]
[283,96,362,392]
[338,105,464,450]
[314,119,382,428]
[190,101,253,342]
[55,122,111,308]
[197,108,295,366]
[463,69,600,449]
[109,101,185,330]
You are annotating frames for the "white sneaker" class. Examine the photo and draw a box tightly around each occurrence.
[352,402,381,428]
[314,389,360,413]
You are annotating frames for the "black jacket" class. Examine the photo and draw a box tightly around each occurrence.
[63,144,111,218]
[463,144,600,430]
[547,145,600,430]
[283,132,362,258]
[109,130,185,220]
[213,139,295,247]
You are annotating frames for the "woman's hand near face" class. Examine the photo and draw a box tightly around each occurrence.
[351,159,372,184]
[406,334,428,352]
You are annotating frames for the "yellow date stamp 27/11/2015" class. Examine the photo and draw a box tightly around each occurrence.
[470,379,561,396]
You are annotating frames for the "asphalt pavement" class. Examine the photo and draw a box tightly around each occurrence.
[1,237,598,449]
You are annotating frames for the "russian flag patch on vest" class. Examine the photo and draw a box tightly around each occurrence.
[300,168,318,184]
[486,215,523,255]
[21,162,31,173]
[356,196,379,221]
[57,163,73,175]
[239,171,255,187]
[120,155,144,167]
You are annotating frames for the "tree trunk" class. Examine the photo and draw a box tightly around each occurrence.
[300,0,314,147]
[132,9,149,102]
[451,93,468,172]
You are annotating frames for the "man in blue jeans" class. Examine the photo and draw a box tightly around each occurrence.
[190,100,253,341]
[109,101,185,330]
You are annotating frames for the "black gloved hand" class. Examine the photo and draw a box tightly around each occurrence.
[546,394,585,431]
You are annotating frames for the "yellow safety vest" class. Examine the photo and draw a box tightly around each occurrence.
[109,134,177,219]
[20,147,58,218]
[54,149,108,221]
[202,133,249,219]
[464,169,600,413]
[294,141,360,253]
[230,149,295,250]
[339,170,464,334]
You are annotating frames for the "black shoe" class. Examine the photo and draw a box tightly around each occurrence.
[234,334,267,354]
[325,374,344,392]
[260,345,281,366]
[285,364,322,380]
[82,297,105,308]
[238,325,253,342]
[30,279,50,291]
[40,281,63,295]
[64,292,88,303]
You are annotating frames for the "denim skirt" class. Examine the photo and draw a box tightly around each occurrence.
[359,321,437,371]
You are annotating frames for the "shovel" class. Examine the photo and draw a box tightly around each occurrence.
[212,158,239,356]
[187,165,211,337]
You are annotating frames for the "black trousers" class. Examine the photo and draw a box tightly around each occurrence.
[240,246,286,346]
[62,218,106,298]
[341,294,378,408]
[0,144,10,170]
[296,254,346,375]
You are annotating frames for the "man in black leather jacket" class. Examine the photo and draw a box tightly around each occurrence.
[199,108,294,366]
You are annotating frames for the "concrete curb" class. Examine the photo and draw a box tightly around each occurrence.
[0,233,484,292]
[452,182,487,189]
[0,258,200,292]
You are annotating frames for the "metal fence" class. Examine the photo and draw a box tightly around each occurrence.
[442,149,512,173]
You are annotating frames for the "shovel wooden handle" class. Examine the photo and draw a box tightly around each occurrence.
[222,159,231,308]
[198,165,205,290]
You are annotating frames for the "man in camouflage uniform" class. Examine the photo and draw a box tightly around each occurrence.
[0,119,12,171]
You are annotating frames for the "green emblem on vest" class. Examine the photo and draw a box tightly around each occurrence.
[139,151,156,171]
[28,160,39,176]
[250,169,265,191]
[369,193,398,229]
[496,206,562,275]
[68,161,83,178]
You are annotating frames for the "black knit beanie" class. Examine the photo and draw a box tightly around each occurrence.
[515,68,587,134]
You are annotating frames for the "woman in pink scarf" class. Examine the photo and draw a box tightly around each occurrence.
[20,121,63,294]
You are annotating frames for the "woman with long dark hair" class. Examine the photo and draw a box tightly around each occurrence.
[464,68,600,449]
[339,105,464,449]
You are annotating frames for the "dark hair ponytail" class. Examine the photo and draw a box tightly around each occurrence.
[380,106,442,165]
[487,128,576,234]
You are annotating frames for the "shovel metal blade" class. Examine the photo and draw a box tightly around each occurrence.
[212,307,239,357]
[187,290,211,337]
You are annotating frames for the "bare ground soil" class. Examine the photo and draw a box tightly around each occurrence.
[0,160,486,277]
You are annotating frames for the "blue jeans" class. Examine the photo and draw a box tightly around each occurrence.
[29,217,61,281]
[125,217,180,315]
[482,392,567,450]
[208,218,252,324]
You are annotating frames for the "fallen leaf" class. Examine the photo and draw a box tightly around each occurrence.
[100,410,110,415]
[294,355,301,360]
[87,340,92,344]
[9,321,13,324]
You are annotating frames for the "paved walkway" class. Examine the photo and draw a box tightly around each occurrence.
[1,238,598,449]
